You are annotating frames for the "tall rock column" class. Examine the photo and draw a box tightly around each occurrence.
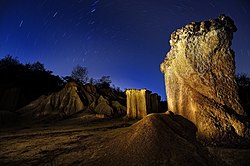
[160,15,249,146]
[126,89,160,119]
[126,89,150,119]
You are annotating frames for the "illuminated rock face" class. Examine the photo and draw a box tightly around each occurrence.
[160,15,249,146]
[126,89,160,119]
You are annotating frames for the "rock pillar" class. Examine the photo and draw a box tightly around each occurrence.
[160,15,249,146]
[126,89,160,119]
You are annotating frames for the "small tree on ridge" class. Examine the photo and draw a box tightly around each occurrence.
[71,65,89,84]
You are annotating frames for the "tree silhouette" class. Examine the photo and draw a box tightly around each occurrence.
[96,76,112,88]
[236,74,250,89]
[236,73,250,114]
[0,55,20,67]
[26,61,50,73]
[71,65,88,84]
[89,77,95,85]
[0,55,63,110]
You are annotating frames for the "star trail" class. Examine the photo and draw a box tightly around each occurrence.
[0,0,250,99]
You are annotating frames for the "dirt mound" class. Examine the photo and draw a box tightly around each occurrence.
[88,112,221,166]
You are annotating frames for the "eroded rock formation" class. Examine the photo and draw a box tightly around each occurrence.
[19,82,85,118]
[126,89,160,119]
[160,15,250,146]
[94,96,114,116]
[18,81,126,119]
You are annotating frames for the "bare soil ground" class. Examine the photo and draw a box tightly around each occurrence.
[0,113,249,166]
[0,115,137,165]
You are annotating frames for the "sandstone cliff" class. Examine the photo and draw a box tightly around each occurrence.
[160,15,250,146]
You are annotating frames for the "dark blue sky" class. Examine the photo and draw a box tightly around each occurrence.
[0,0,250,99]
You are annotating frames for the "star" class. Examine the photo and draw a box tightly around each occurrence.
[53,12,58,17]
[19,20,24,27]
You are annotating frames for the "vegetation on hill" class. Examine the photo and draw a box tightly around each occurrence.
[0,55,124,111]
[236,74,250,114]
[0,55,249,115]
[0,55,63,110]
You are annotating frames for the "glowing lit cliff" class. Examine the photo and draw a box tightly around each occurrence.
[160,15,250,146]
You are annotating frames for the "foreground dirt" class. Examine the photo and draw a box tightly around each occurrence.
[0,116,136,165]
[0,114,249,166]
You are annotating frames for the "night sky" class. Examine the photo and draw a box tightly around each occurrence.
[1,0,250,99]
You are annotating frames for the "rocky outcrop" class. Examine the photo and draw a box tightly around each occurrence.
[111,100,127,116]
[94,96,114,117]
[126,89,160,119]
[18,82,126,119]
[160,15,250,146]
